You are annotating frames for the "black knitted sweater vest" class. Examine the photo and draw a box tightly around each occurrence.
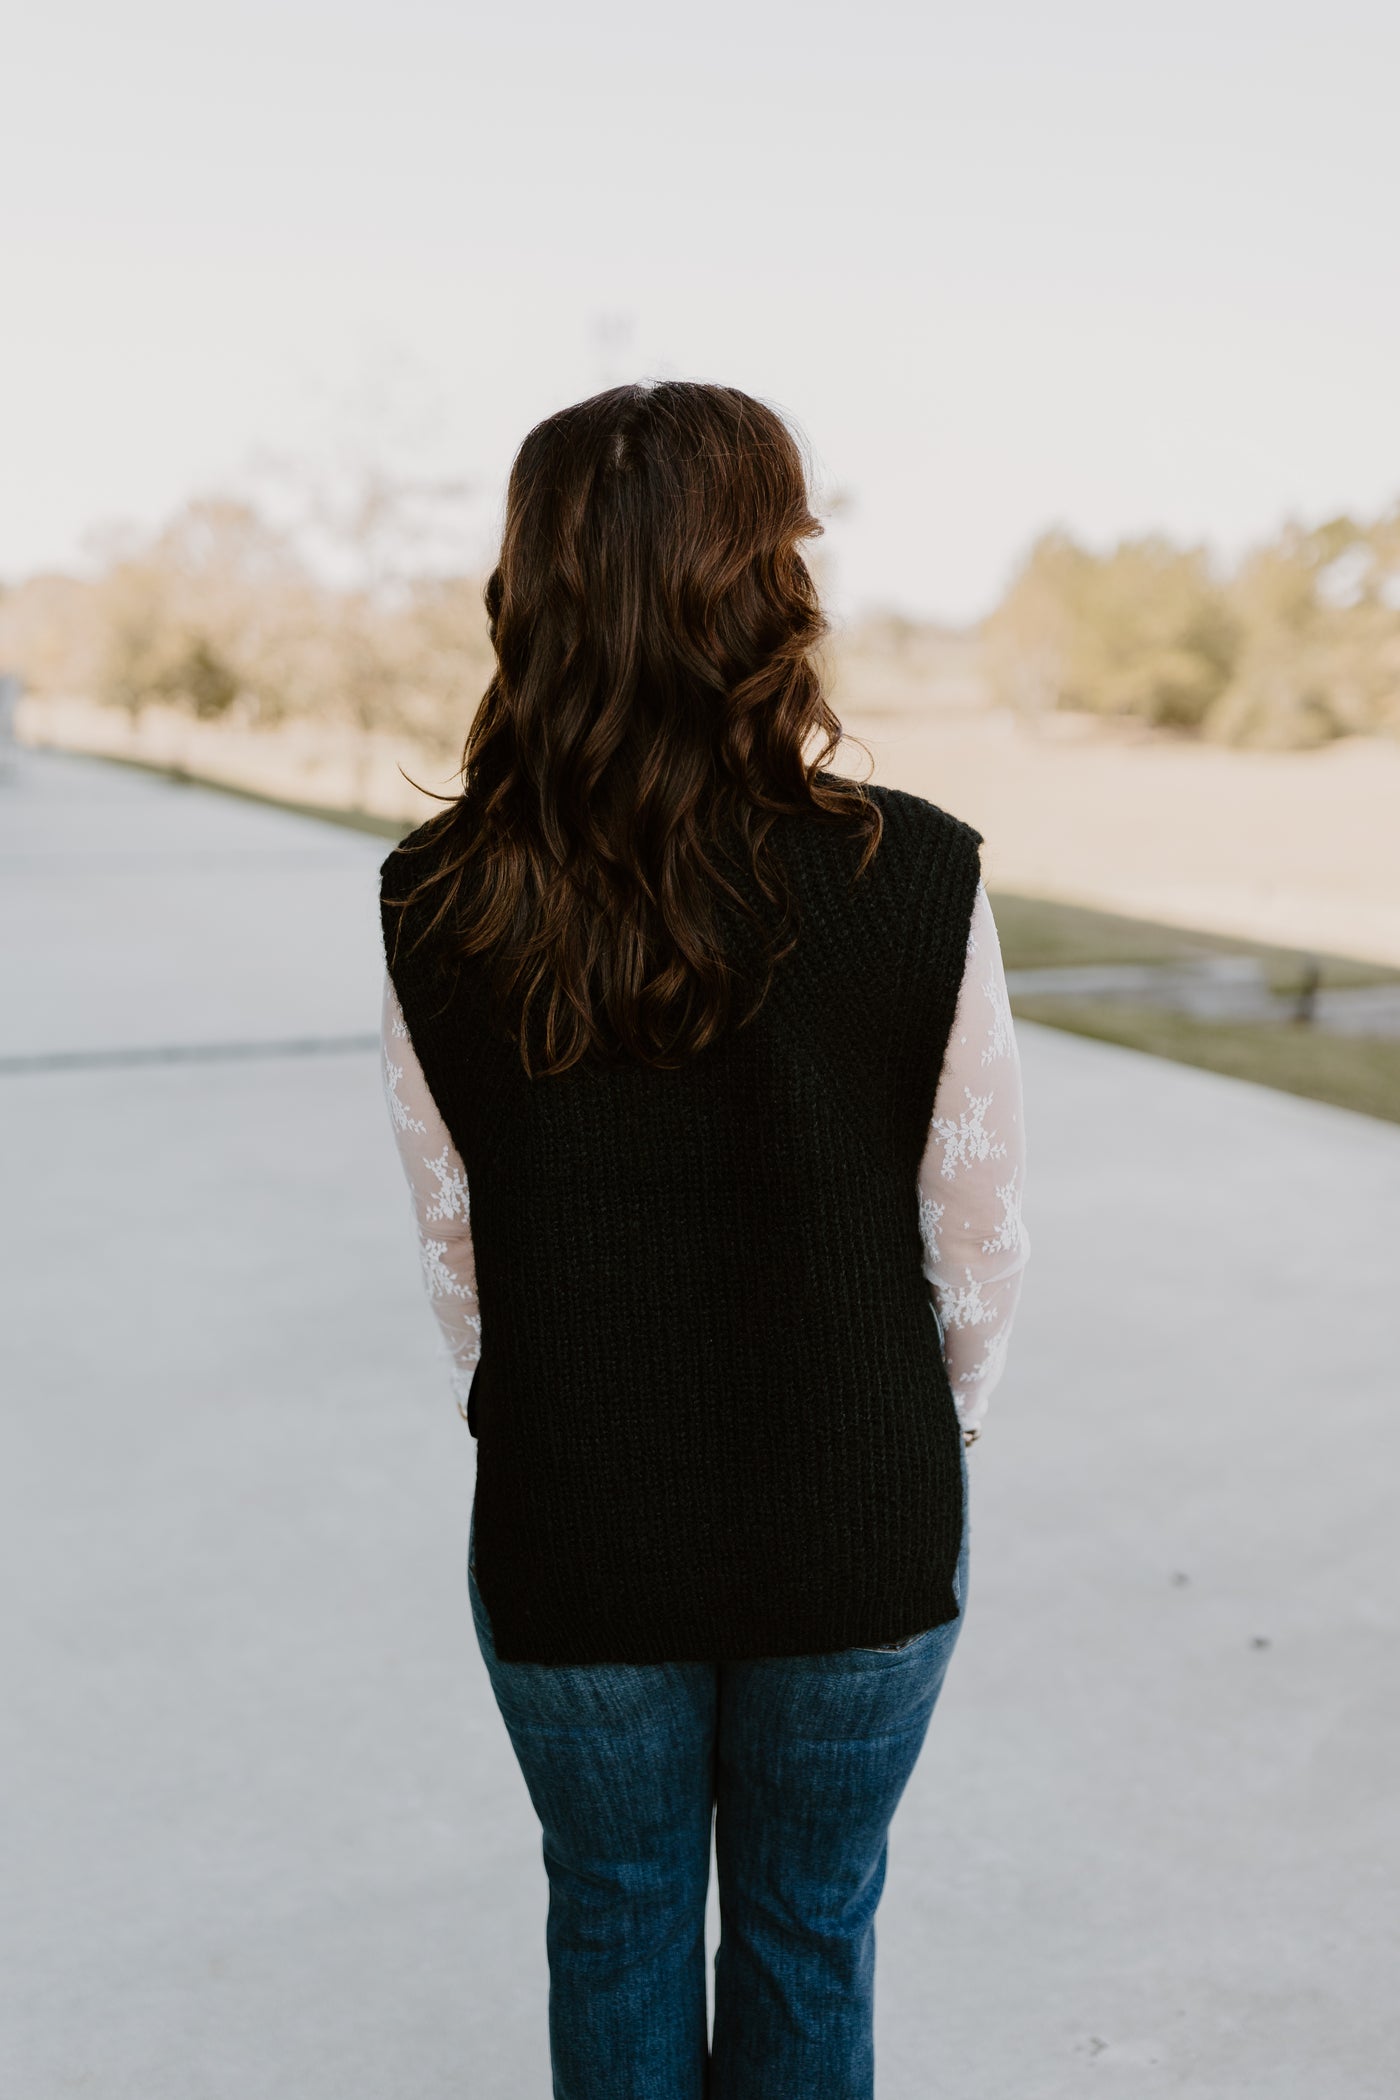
[381,778,984,1664]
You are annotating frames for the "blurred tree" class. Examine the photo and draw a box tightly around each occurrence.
[1205,512,1400,747]
[87,498,311,724]
[0,474,495,785]
[5,476,1398,762]
[983,510,1400,747]
[984,530,1238,730]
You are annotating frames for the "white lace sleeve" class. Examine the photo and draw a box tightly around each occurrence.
[918,882,1030,1438]
[381,970,481,1421]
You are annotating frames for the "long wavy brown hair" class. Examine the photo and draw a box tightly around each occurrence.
[385,380,882,1075]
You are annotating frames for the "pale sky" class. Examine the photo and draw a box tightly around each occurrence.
[4,0,1399,621]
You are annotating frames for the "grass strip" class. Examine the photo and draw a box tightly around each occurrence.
[987,889,1395,989]
[36,744,414,840]
[1009,997,1400,1125]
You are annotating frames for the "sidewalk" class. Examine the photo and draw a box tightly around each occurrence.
[3,747,1397,2098]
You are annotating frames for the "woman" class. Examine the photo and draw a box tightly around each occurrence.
[379,381,1028,2099]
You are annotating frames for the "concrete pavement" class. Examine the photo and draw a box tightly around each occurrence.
[3,746,1397,2098]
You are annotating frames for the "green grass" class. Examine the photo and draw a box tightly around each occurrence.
[1008,999,1400,1125]
[987,889,1395,990]
[991,889,1400,1125]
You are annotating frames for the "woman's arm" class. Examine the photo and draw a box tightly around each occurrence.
[917,882,1030,1441]
[381,970,481,1420]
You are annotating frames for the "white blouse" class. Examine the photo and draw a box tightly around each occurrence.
[382,880,1029,1439]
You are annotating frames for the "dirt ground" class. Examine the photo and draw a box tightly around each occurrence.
[835,704,1400,968]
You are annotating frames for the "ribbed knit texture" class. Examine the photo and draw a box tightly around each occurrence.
[380,777,984,1663]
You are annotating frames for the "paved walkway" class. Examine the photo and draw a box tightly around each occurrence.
[3,747,1397,2099]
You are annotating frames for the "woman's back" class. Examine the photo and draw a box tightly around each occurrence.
[382,778,983,1664]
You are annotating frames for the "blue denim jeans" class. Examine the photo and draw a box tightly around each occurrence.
[467,1438,970,2100]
